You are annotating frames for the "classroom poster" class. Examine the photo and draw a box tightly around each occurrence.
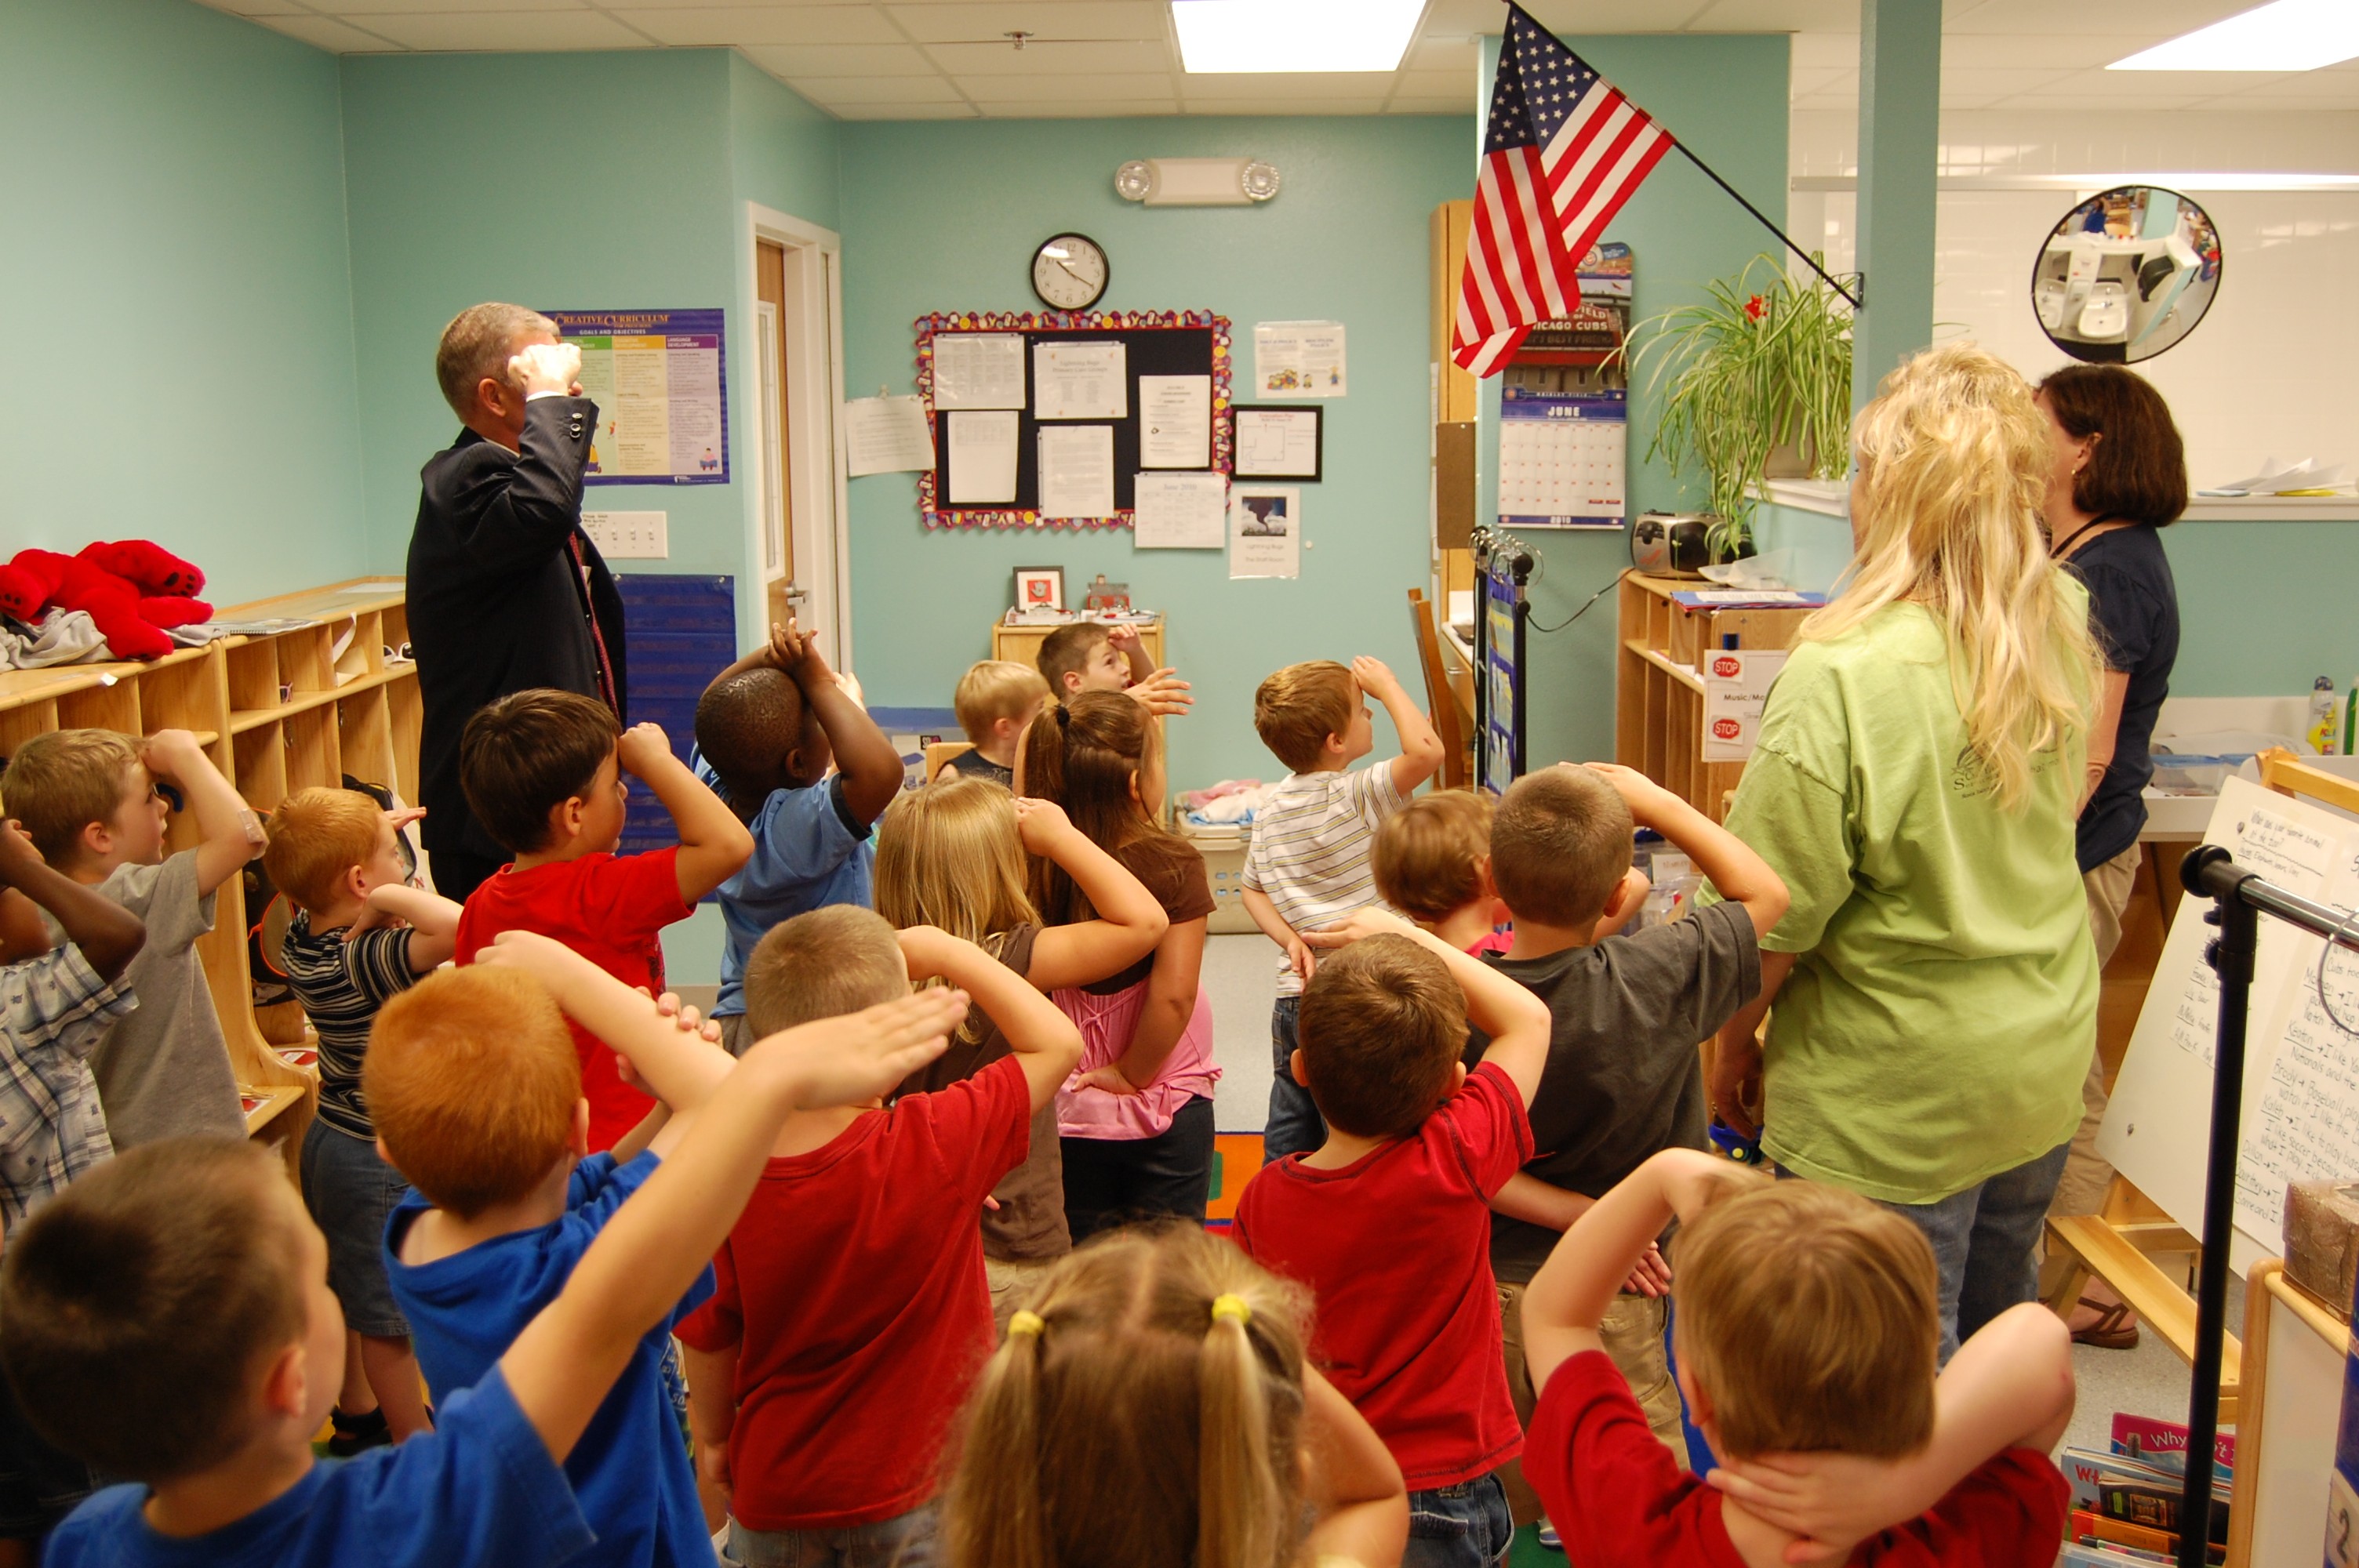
[1230,486,1300,579]
[1252,321,1346,397]
[544,309,728,485]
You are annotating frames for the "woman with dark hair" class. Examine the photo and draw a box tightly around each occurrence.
[2035,363,2186,1351]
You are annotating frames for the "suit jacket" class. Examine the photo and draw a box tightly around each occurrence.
[406,396,628,862]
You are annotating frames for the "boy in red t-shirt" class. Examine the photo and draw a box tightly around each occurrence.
[1519,1148,2076,1566]
[1230,909,1551,1568]
[453,688,754,1149]
[676,905,1082,1564]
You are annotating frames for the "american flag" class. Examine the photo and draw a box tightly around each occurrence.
[1452,5,1675,377]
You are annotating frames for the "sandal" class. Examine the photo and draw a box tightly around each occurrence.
[2071,1297,2141,1350]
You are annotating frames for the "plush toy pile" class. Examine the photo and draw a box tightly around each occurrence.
[0,542,211,660]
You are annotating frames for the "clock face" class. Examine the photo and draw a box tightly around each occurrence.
[1031,233,1108,311]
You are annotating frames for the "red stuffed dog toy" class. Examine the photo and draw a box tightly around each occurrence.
[0,542,211,660]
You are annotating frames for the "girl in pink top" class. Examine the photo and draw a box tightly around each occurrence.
[1017,693,1221,1237]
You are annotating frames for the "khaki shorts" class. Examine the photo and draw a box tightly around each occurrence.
[1495,1280,1683,1525]
[984,1254,1060,1332]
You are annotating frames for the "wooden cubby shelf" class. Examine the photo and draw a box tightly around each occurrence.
[0,579,416,1178]
[1614,572,1816,823]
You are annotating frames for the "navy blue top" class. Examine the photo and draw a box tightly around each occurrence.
[385,1151,714,1568]
[45,1370,590,1568]
[2066,524,2179,873]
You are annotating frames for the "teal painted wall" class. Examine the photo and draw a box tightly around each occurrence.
[1,0,365,604]
[1756,500,2359,700]
[342,49,838,607]
[836,117,1469,789]
[1474,34,1792,771]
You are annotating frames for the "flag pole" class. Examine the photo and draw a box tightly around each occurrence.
[1667,138,1863,310]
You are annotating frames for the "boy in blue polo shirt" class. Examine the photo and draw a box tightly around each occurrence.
[692,619,904,1054]
[2,953,964,1568]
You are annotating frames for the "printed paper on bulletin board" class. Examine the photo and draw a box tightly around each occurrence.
[544,309,729,485]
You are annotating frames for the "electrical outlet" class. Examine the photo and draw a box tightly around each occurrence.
[580,510,668,559]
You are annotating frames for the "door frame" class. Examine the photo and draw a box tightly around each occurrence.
[740,201,851,671]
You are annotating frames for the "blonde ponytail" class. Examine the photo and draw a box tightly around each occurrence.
[1809,341,2101,811]
[940,1225,1310,1568]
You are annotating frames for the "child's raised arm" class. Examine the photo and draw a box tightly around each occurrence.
[364,882,463,970]
[1303,907,1550,1108]
[618,722,757,905]
[1522,1149,1758,1393]
[1352,656,1445,799]
[1011,798,1169,992]
[1706,1304,2074,1563]
[477,931,733,1123]
[0,821,142,980]
[1300,1366,1410,1567]
[782,624,903,829]
[140,731,263,898]
[899,924,1083,1111]
[1583,762,1790,938]
[496,987,967,1467]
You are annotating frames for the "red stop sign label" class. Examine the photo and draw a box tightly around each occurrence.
[1711,655,1741,677]
[1711,717,1742,739]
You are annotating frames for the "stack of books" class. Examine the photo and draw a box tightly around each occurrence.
[2061,1415,2233,1566]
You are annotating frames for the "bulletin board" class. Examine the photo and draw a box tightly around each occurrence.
[914,309,1233,531]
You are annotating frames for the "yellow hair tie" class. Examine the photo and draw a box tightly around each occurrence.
[1210,1294,1252,1328]
[1007,1310,1046,1339]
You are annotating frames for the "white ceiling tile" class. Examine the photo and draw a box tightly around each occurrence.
[605,7,903,44]
[187,0,318,16]
[2197,73,2359,105]
[304,0,587,12]
[1787,65,1847,94]
[1181,95,1390,114]
[1943,0,2255,39]
[884,2,1169,44]
[1511,1,1707,29]
[1405,36,1481,72]
[924,39,1170,74]
[1938,34,2128,69]
[1984,90,2216,112]
[1387,95,1478,114]
[828,100,980,118]
[332,10,646,47]
[1179,71,1405,100]
[1418,0,1510,34]
[956,71,1172,100]
[975,96,1181,117]
[787,72,968,103]
[1392,68,1473,98]
[249,12,410,48]
[1682,0,1863,31]
[1787,32,1857,68]
[1942,67,2084,95]
[729,42,937,74]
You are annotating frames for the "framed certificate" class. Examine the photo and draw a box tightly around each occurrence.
[1231,405,1322,481]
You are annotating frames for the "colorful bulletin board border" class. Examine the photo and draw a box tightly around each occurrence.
[544,308,729,486]
[914,309,1233,532]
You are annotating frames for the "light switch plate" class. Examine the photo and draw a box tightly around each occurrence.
[580,510,668,559]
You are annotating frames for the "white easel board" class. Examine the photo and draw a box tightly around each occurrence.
[2100,776,2359,1275]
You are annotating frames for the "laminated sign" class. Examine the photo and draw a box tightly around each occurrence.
[1700,649,1787,762]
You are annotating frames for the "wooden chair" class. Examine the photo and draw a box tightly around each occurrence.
[922,740,973,785]
[1407,587,1471,790]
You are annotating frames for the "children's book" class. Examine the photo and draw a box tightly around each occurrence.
[2062,1446,2230,1546]
[2111,1412,2235,1483]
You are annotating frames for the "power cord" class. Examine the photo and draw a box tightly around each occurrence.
[1526,570,1620,634]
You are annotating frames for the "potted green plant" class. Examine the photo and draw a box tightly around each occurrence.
[1625,252,1855,559]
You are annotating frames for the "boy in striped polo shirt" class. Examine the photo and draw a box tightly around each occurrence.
[264,787,462,1455]
[1241,656,1445,1162]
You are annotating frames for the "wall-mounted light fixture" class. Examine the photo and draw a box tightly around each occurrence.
[1114,158,1281,206]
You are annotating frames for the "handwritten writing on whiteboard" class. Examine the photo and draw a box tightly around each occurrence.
[2233,806,2335,898]
[2172,962,2223,1068]
[2238,970,2359,1237]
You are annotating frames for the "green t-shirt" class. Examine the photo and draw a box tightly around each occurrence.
[1714,597,2097,1205]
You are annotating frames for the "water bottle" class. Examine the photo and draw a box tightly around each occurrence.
[2309,677,2339,757]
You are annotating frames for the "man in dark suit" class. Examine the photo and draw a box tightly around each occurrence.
[406,303,627,902]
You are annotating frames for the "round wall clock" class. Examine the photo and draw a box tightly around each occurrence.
[1030,233,1109,311]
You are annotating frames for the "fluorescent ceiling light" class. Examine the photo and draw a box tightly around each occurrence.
[1171,0,1424,74]
[2110,0,2359,71]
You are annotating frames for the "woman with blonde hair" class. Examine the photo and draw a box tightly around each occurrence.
[874,779,1167,1317]
[940,1222,1408,1568]
[1707,342,2102,1360]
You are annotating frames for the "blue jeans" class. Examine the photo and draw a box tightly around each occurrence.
[726,1503,936,1567]
[1402,1473,1512,1568]
[1877,1141,2070,1364]
[1263,996,1327,1163]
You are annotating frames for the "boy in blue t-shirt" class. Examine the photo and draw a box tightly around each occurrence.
[1,954,965,1568]
[375,934,768,1568]
[692,619,903,1054]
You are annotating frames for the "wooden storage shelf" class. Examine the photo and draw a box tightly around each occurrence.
[1614,572,1816,823]
[0,579,416,1181]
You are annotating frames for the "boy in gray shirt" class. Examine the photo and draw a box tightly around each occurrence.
[2,728,264,1145]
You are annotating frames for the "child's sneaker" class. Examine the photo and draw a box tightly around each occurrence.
[1537,1516,1562,1551]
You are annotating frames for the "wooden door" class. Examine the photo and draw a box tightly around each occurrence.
[756,240,799,629]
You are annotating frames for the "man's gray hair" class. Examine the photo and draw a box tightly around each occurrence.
[434,303,558,419]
